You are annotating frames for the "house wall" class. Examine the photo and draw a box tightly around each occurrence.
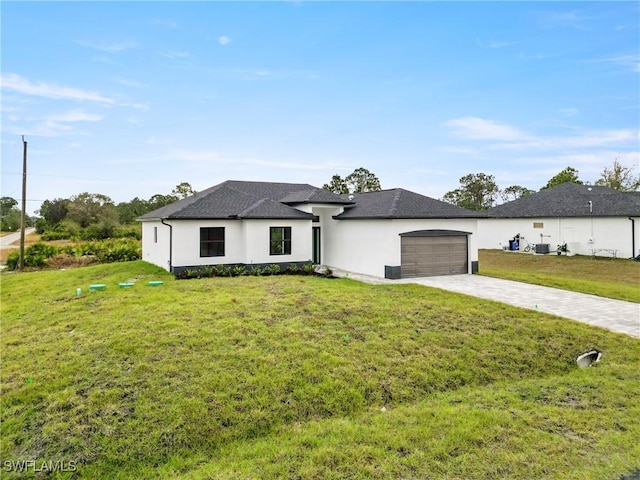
[141,221,172,271]
[323,218,479,278]
[478,217,640,258]
[242,219,313,265]
[141,218,314,271]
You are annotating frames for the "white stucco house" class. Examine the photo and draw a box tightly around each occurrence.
[478,182,640,258]
[138,180,481,279]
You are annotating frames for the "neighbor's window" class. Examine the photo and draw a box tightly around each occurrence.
[270,227,292,255]
[154,226,158,243]
[533,222,544,229]
[200,227,225,257]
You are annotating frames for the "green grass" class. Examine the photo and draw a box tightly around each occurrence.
[479,249,640,302]
[1,261,639,479]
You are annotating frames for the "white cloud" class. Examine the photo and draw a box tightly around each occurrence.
[595,54,640,73]
[477,39,519,49]
[160,50,192,60]
[1,73,115,104]
[444,116,640,153]
[444,117,528,141]
[46,110,103,122]
[219,36,231,46]
[558,108,579,117]
[77,40,137,53]
[114,78,149,88]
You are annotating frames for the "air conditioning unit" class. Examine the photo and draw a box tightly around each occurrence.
[535,243,550,254]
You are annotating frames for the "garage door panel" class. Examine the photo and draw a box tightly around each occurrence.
[401,235,468,278]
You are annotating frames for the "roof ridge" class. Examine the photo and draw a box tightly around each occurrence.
[236,197,269,217]
[390,188,402,216]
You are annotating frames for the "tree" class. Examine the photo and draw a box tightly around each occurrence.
[345,167,382,193]
[148,194,179,210]
[541,167,583,190]
[500,185,535,202]
[594,160,640,191]
[171,182,196,199]
[442,173,499,211]
[322,174,349,194]
[322,168,381,194]
[0,196,21,231]
[66,192,118,228]
[37,198,69,226]
[116,197,151,224]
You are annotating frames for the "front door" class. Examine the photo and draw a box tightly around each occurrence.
[312,227,321,264]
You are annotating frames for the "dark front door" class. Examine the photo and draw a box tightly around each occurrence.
[312,227,321,264]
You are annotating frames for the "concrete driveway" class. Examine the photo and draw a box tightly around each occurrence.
[331,269,640,338]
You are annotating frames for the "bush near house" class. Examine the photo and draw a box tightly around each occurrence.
[175,262,327,279]
[5,238,141,270]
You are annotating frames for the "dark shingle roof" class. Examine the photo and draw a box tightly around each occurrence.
[486,182,640,218]
[138,180,350,220]
[334,188,480,219]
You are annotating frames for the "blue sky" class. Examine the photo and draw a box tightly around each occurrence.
[1,1,639,214]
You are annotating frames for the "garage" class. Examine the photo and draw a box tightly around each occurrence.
[400,230,469,278]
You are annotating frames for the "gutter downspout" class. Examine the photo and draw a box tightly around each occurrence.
[161,218,173,272]
[630,217,636,259]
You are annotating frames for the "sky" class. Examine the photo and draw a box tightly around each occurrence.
[1,1,639,215]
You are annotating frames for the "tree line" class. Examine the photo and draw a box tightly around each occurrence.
[1,161,637,233]
[0,182,196,238]
[322,161,640,212]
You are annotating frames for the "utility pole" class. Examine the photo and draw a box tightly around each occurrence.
[19,136,27,270]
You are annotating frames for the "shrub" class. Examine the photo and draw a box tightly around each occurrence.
[90,238,141,263]
[113,224,142,240]
[264,264,281,275]
[285,263,302,275]
[6,243,60,270]
[248,266,263,276]
[213,265,232,277]
[41,231,72,241]
[231,265,247,277]
[302,262,316,275]
[80,221,116,240]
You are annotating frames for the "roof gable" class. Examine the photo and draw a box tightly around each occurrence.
[486,182,640,218]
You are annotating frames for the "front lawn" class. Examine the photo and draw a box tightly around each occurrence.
[1,261,639,479]
[479,249,640,302]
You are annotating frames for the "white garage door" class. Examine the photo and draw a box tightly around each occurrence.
[401,234,468,278]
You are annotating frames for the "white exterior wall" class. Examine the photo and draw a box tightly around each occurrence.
[323,218,479,278]
[478,217,640,258]
[243,219,312,265]
[141,219,313,271]
[141,221,172,271]
[171,220,245,267]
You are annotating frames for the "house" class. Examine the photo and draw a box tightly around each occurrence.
[138,180,481,279]
[478,182,640,258]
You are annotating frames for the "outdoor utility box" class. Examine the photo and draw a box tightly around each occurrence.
[535,243,550,254]
[385,265,402,280]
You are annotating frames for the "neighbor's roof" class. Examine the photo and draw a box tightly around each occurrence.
[486,182,640,218]
[334,188,480,219]
[137,180,352,220]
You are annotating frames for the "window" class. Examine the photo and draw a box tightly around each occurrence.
[533,222,544,229]
[200,227,225,257]
[154,226,158,243]
[270,227,292,255]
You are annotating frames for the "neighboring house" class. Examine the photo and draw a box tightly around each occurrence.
[138,180,481,279]
[478,182,640,258]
